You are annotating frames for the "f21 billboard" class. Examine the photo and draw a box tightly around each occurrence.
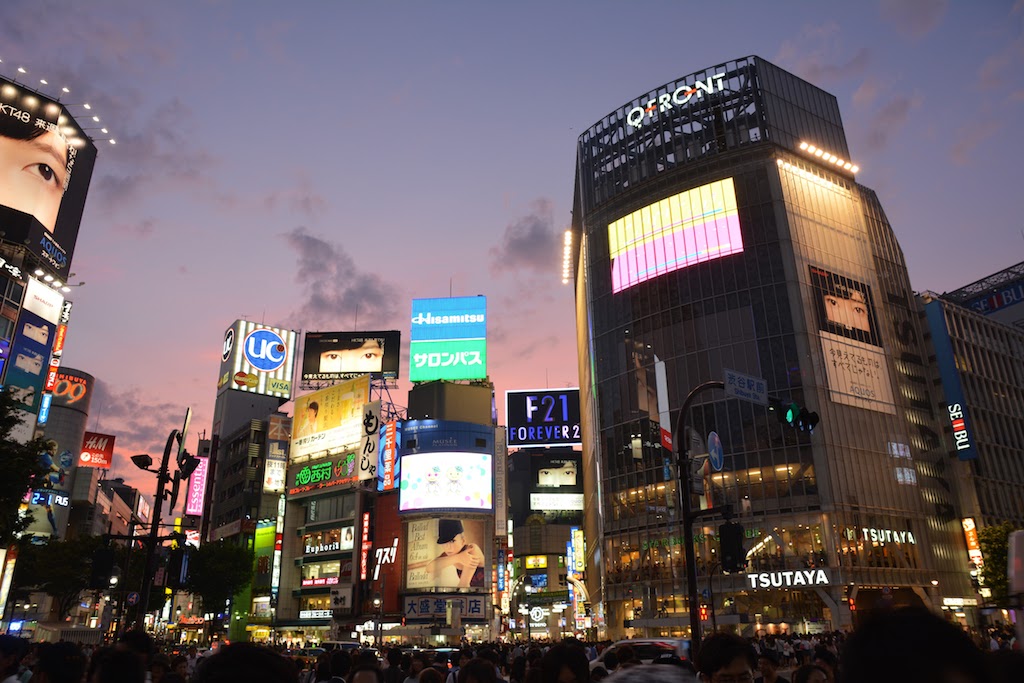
[0,77,98,279]
[217,320,297,400]
[506,388,581,447]
[409,296,487,382]
[302,330,401,381]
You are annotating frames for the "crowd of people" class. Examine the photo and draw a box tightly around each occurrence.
[0,608,1021,683]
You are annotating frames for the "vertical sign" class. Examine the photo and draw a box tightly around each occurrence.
[359,401,381,482]
[572,527,585,574]
[377,421,400,491]
[494,428,507,538]
[360,511,372,580]
[185,457,210,517]
[962,518,985,568]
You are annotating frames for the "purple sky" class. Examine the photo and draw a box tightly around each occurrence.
[1,0,1021,501]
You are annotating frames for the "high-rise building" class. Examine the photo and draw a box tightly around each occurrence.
[570,55,973,638]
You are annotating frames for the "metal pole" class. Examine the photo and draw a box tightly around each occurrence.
[673,380,724,662]
[708,562,719,632]
[137,431,178,628]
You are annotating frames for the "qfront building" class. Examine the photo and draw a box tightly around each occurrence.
[570,56,974,638]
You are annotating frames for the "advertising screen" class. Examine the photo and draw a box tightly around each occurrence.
[184,456,210,517]
[290,375,370,460]
[216,320,297,399]
[0,77,98,279]
[608,177,743,293]
[301,330,401,381]
[399,452,493,513]
[409,297,487,382]
[808,265,895,414]
[506,388,582,447]
[527,452,584,511]
[5,308,56,413]
[78,431,114,469]
[406,518,490,591]
[401,420,494,453]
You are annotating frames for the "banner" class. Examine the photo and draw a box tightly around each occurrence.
[79,431,114,469]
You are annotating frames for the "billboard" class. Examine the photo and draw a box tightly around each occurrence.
[924,300,978,460]
[377,420,401,492]
[358,401,381,482]
[808,265,895,414]
[301,330,401,381]
[290,375,370,460]
[400,419,494,453]
[0,77,98,279]
[608,177,743,293]
[78,431,114,469]
[288,452,358,498]
[216,320,297,399]
[184,456,210,517]
[506,388,582,447]
[253,520,276,590]
[399,452,493,513]
[409,296,487,382]
[528,452,584,511]
[406,518,489,590]
[264,414,290,493]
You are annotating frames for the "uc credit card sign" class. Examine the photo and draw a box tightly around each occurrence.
[409,296,486,381]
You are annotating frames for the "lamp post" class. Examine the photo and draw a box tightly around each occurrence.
[373,593,382,646]
[134,431,178,628]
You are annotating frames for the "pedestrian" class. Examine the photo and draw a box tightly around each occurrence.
[756,650,788,683]
[330,650,353,683]
[27,642,86,683]
[0,635,27,683]
[192,643,297,683]
[457,659,496,683]
[447,649,474,683]
[694,632,757,683]
[384,650,405,683]
[790,665,827,683]
[539,645,589,683]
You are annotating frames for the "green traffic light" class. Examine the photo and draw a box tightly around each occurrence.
[786,403,799,425]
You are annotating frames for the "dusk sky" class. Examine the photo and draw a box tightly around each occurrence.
[1,0,1021,506]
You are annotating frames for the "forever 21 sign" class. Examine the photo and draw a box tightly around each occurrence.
[506,388,582,447]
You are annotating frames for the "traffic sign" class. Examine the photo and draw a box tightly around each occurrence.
[708,431,724,472]
[126,592,140,606]
[701,588,711,601]
[723,368,768,406]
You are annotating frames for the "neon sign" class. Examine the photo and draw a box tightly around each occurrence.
[626,73,725,130]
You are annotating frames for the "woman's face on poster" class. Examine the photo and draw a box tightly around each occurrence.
[0,129,67,232]
[823,289,870,335]
[319,339,384,373]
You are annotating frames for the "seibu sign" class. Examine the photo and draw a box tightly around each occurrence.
[746,569,830,589]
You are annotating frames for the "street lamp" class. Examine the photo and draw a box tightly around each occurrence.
[373,593,382,646]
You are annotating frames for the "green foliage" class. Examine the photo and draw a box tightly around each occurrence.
[978,521,1019,606]
[0,389,51,546]
[185,540,254,615]
[14,535,105,619]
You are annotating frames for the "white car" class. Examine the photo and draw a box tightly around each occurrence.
[590,639,690,670]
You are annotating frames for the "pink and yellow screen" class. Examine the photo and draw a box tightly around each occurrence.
[608,177,743,293]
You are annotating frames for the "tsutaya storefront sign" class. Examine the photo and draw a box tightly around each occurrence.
[746,569,831,589]
[862,528,916,544]
[626,73,726,130]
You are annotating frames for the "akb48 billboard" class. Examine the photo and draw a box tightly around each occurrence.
[217,320,297,400]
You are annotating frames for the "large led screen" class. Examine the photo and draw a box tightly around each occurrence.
[0,77,98,279]
[217,320,297,399]
[302,330,401,381]
[506,388,581,447]
[608,177,743,293]
[399,451,493,513]
[406,518,490,590]
[529,452,584,511]
[290,375,370,460]
[409,297,487,382]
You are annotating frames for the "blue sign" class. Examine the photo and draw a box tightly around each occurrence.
[410,296,487,342]
[400,420,493,454]
[924,301,978,461]
[243,328,287,372]
[37,393,53,425]
[126,592,140,606]
[707,431,724,472]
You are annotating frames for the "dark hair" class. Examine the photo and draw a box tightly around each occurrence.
[331,649,353,677]
[0,635,26,676]
[420,667,445,683]
[758,650,780,666]
[309,401,319,414]
[792,664,828,683]
[193,643,298,683]
[459,658,498,683]
[590,667,609,682]
[616,644,637,664]
[387,648,403,666]
[118,629,155,664]
[811,646,836,671]
[695,633,757,677]
[540,644,589,683]
[840,607,992,683]
[602,651,619,670]
[351,664,386,683]
[94,649,146,683]
[34,642,86,683]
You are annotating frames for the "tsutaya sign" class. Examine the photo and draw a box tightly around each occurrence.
[862,528,916,544]
[746,569,831,589]
[626,73,726,130]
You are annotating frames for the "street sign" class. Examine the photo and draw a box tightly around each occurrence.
[126,592,140,606]
[701,588,711,600]
[690,457,706,495]
[723,368,768,406]
[708,431,724,472]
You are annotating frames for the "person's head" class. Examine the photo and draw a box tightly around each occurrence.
[601,650,618,671]
[192,644,298,683]
[539,644,589,683]
[0,636,27,677]
[410,654,427,674]
[840,607,992,683]
[459,649,475,668]
[29,642,86,683]
[595,663,695,683]
[319,339,385,374]
[307,402,319,421]
[757,650,780,678]
[0,113,71,233]
[811,648,836,682]
[791,665,828,683]
[387,648,403,667]
[438,519,467,555]
[435,651,450,667]
[458,659,498,683]
[419,667,444,683]
[151,654,171,682]
[351,665,385,683]
[589,667,609,683]
[330,650,353,678]
[695,633,757,683]
[117,630,154,668]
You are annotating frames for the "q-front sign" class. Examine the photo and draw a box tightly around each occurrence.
[626,73,725,130]
[746,569,831,589]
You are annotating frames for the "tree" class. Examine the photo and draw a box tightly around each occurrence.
[978,521,1020,607]
[185,540,253,618]
[13,535,104,619]
[0,389,51,546]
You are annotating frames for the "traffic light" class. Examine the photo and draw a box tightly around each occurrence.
[719,521,746,573]
[699,605,709,621]
[89,547,116,589]
[167,547,192,589]
[772,399,820,433]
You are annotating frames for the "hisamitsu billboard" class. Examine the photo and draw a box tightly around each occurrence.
[409,297,487,382]
[506,388,581,447]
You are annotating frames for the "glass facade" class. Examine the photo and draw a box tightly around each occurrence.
[573,57,972,639]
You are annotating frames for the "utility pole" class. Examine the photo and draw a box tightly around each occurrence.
[137,431,178,628]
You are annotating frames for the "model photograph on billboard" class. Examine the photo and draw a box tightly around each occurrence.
[608,177,744,293]
[406,518,488,590]
[290,375,370,460]
[399,451,493,513]
[302,330,401,381]
[0,77,98,278]
[529,452,585,512]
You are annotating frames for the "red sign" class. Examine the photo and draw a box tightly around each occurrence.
[360,511,371,580]
[301,576,340,587]
[79,431,115,469]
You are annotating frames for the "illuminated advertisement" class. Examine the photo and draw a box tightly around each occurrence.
[377,421,401,492]
[78,431,114,469]
[253,521,276,590]
[809,265,895,414]
[5,308,57,413]
[287,453,357,497]
[301,330,401,381]
[302,526,355,555]
[358,401,380,482]
[264,414,290,493]
[399,452,493,513]
[962,518,985,568]
[0,77,98,279]
[409,296,487,382]
[406,518,489,590]
[608,178,743,293]
[290,375,370,459]
[403,593,488,623]
[184,456,209,517]
[506,388,581,447]
[924,300,979,461]
[528,452,584,511]
[216,320,297,399]
[401,419,494,453]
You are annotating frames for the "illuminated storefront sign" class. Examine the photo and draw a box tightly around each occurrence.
[530,493,584,511]
[290,376,370,460]
[861,528,916,544]
[948,404,974,454]
[962,518,985,568]
[299,609,332,620]
[572,528,585,573]
[525,556,547,570]
[360,512,371,580]
[377,421,400,491]
[923,300,978,461]
[288,454,358,496]
[78,431,115,469]
[403,594,487,622]
[301,577,340,587]
[746,569,831,589]
[372,538,398,581]
[625,73,726,130]
[303,527,354,555]
[217,320,297,399]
